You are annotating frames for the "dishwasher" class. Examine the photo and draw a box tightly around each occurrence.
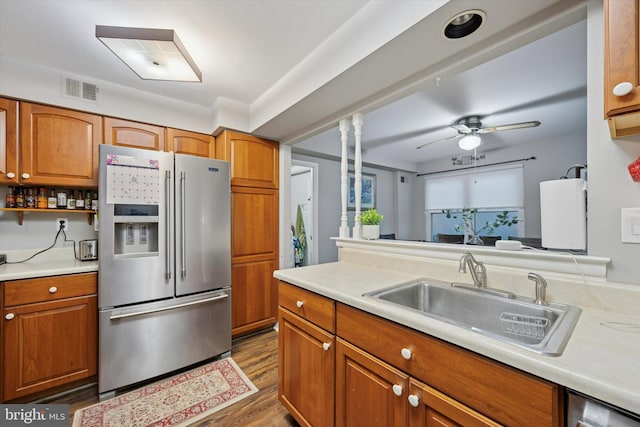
[567,390,640,427]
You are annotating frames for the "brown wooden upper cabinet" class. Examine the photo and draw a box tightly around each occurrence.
[604,0,640,138]
[166,128,215,158]
[0,98,19,185]
[20,103,101,187]
[215,130,279,188]
[103,117,165,151]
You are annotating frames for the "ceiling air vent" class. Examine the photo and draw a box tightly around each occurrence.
[63,77,99,102]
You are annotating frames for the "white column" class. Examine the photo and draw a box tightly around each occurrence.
[339,119,350,238]
[352,113,363,239]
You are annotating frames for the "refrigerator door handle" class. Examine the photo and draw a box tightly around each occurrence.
[109,293,229,320]
[180,170,187,278]
[165,170,172,280]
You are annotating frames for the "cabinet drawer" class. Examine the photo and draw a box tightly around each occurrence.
[4,273,97,306]
[279,282,335,333]
[337,303,562,427]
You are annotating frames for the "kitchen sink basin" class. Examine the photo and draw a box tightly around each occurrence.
[363,280,581,356]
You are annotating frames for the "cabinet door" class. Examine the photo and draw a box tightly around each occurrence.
[166,128,215,158]
[103,117,165,151]
[604,0,640,118]
[232,259,277,336]
[279,307,334,427]
[231,187,278,258]
[20,103,101,187]
[408,379,502,427]
[3,295,98,401]
[336,339,408,427]
[216,130,278,188]
[0,98,19,184]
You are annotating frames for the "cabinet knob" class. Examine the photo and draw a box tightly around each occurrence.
[296,300,304,308]
[400,347,412,360]
[21,173,30,179]
[5,313,15,320]
[6,172,15,179]
[408,394,420,408]
[392,384,403,397]
[322,342,331,351]
[49,286,58,294]
[613,81,633,97]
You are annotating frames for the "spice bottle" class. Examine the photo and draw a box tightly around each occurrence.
[37,187,48,209]
[91,192,98,211]
[26,188,36,208]
[48,189,57,209]
[15,187,25,208]
[56,190,67,209]
[84,191,92,210]
[67,191,76,210]
[76,190,85,209]
[5,186,16,208]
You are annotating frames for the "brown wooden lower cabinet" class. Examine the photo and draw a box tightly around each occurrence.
[279,307,335,427]
[278,281,565,427]
[2,273,97,402]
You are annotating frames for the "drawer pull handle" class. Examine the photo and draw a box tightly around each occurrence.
[401,347,412,360]
[5,313,15,320]
[21,173,30,179]
[296,300,304,308]
[322,342,331,351]
[49,286,58,294]
[392,384,403,397]
[408,394,420,407]
[613,81,633,97]
[6,172,15,179]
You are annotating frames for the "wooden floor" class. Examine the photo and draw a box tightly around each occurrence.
[43,328,299,426]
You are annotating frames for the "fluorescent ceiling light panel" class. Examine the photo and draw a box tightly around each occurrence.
[96,25,202,82]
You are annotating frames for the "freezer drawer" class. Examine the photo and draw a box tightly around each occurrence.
[98,289,231,394]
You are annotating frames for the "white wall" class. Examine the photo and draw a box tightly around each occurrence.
[292,152,399,263]
[587,0,640,285]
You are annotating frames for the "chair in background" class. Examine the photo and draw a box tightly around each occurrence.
[436,234,464,244]
[479,236,501,246]
[379,233,396,240]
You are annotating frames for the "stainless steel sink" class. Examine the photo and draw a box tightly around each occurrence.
[363,280,581,356]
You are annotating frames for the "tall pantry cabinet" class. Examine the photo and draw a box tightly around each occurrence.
[215,130,279,337]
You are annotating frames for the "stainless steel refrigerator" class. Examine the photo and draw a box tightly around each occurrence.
[98,144,231,397]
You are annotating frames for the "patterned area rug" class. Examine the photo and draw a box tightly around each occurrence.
[73,358,257,427]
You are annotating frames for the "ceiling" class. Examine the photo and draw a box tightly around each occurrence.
[295,18,587,171]
[0,0,587,172]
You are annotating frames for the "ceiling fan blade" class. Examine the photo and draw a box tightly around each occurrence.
[451,124,472,133]
[416,133,461,149]
[478,120,541,134]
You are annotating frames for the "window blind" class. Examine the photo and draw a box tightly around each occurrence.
[425,164,524,210]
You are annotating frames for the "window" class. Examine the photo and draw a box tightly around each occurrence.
[424,165,525,242]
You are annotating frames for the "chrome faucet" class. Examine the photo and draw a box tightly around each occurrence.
[458,252,487,288]
[528,272,548,305]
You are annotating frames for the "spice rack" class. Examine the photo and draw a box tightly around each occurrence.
[0,208,97,225]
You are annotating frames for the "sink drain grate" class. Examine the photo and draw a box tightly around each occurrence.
[500,312,548,340]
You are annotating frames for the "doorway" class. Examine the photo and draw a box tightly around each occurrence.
[291,160,318,266]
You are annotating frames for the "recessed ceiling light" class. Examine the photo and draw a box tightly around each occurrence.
[443,10,485,40]
[96,25,202,82]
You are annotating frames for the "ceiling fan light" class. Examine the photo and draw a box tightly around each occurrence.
[458,134,481,150]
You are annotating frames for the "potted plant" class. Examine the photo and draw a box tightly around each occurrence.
[361,208,384,240]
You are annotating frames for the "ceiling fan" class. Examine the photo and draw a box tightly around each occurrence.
[416,115,541,150]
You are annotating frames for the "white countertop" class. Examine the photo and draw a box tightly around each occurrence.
[274,261,640,415]
[0,247,98,281]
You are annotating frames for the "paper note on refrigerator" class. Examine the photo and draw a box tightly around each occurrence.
[105,154,160,204]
